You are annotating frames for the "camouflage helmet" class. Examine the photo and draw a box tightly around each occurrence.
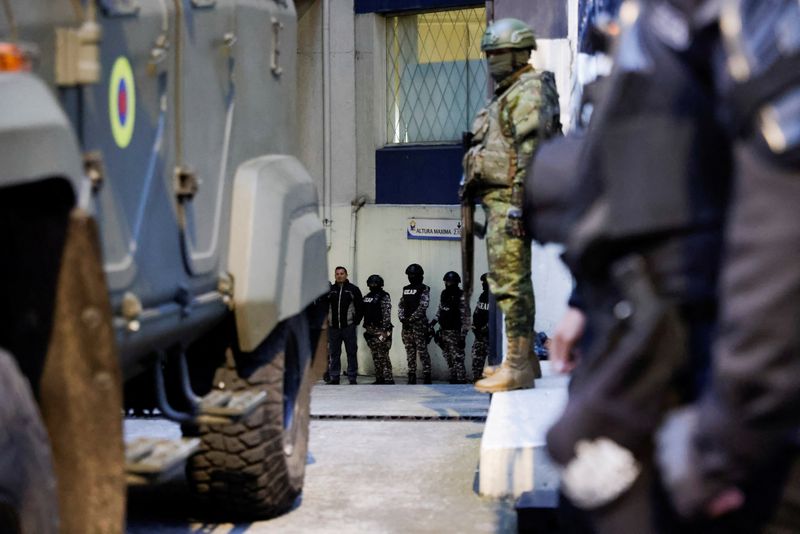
[443,271,461,284]
[367,274,384,288]
[481,18,537,52]
[405,263,424,276]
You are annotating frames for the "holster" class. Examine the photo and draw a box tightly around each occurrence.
[547,254,690,469]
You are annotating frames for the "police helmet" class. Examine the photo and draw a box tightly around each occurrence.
[367,274,384,288]
[481,18,537,52]
[405,263,424,276]
[443,271,461,284]
[480,272,488,283]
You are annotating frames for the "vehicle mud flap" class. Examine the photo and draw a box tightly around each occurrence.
[38,209,125,534]
[311,318,328,382]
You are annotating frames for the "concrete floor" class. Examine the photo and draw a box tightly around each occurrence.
[126,383,516,533]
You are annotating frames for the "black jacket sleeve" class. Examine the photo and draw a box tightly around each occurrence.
[352,284,364,325]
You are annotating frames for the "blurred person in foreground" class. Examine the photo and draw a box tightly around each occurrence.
[524,0,800,532]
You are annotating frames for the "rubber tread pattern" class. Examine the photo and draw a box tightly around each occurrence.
[185,326,312,520]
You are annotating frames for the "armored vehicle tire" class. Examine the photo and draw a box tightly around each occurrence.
[185,314,313,519]
[0,349,59,534]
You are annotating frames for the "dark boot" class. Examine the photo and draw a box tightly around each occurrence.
[384,379,395,385]
[371,376,386,385]
[407,373,417,385]
[329,376,340,385]
[323,371,331,384]
[423,372,432,385]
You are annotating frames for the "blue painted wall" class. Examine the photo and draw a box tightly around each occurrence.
[375,144,464,204]
[355,0,484,14]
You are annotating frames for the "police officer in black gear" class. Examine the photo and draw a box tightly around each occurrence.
[471,273,491,382]
[436,271,469,383]
[398,264,432,384]
[362,274,395,384]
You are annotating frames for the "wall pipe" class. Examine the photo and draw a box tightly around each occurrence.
[322,0,333,250]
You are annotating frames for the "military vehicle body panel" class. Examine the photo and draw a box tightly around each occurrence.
[0,0,328,377]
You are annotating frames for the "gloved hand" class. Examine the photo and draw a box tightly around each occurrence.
[505,207,525,238]
[655,406,744,519]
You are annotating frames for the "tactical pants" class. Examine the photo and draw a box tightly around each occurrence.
[328,324,358,381]
[482,188,535,338]
[365,327,394,382]
[401,321,431,376]
[440,329,466,382]
[471,333,489,380]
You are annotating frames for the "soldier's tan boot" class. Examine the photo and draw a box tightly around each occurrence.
[474,336,535,393]
[481,338,542,379]
[481,364,499,378]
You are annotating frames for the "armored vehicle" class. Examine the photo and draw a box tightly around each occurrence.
[0,1,328,531]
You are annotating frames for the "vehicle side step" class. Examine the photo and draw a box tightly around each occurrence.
[196,389,267,424]
[125,437,200,485]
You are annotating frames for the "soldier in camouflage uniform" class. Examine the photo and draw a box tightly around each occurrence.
[461,18,561,393]
[435,271,470,384]
[398,264,432,384]
[471,273,491,382]
[362,274,395,385]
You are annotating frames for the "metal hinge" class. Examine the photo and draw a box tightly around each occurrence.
[270,16,283,77]
[218,273,234,310]
[174,166,199,201]
[121,292,143,333]
[55,21,101,86]
[83,151,105,192]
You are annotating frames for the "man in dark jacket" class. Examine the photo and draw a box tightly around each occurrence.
[327,266,363,385]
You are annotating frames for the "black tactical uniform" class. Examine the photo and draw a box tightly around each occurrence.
[471,274,491,382]
[362,275,394,384]
[398,264,431,384]
[435,271,469,384]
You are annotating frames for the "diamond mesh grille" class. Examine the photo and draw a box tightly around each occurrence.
[386,8,487,144]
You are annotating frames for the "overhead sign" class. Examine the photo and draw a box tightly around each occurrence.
[406,217,462,241]
[108,56,136,149]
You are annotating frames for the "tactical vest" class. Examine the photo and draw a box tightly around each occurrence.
[399,283,424,317]
[472,291,490,330]
[566,19,731,295]
[439,288,462,330]
[362,291,386,328]
[464,66,560,189]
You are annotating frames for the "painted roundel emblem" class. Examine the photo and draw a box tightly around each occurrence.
[108,56,136,149]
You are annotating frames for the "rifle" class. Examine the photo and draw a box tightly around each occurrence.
[461,129,476,314]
